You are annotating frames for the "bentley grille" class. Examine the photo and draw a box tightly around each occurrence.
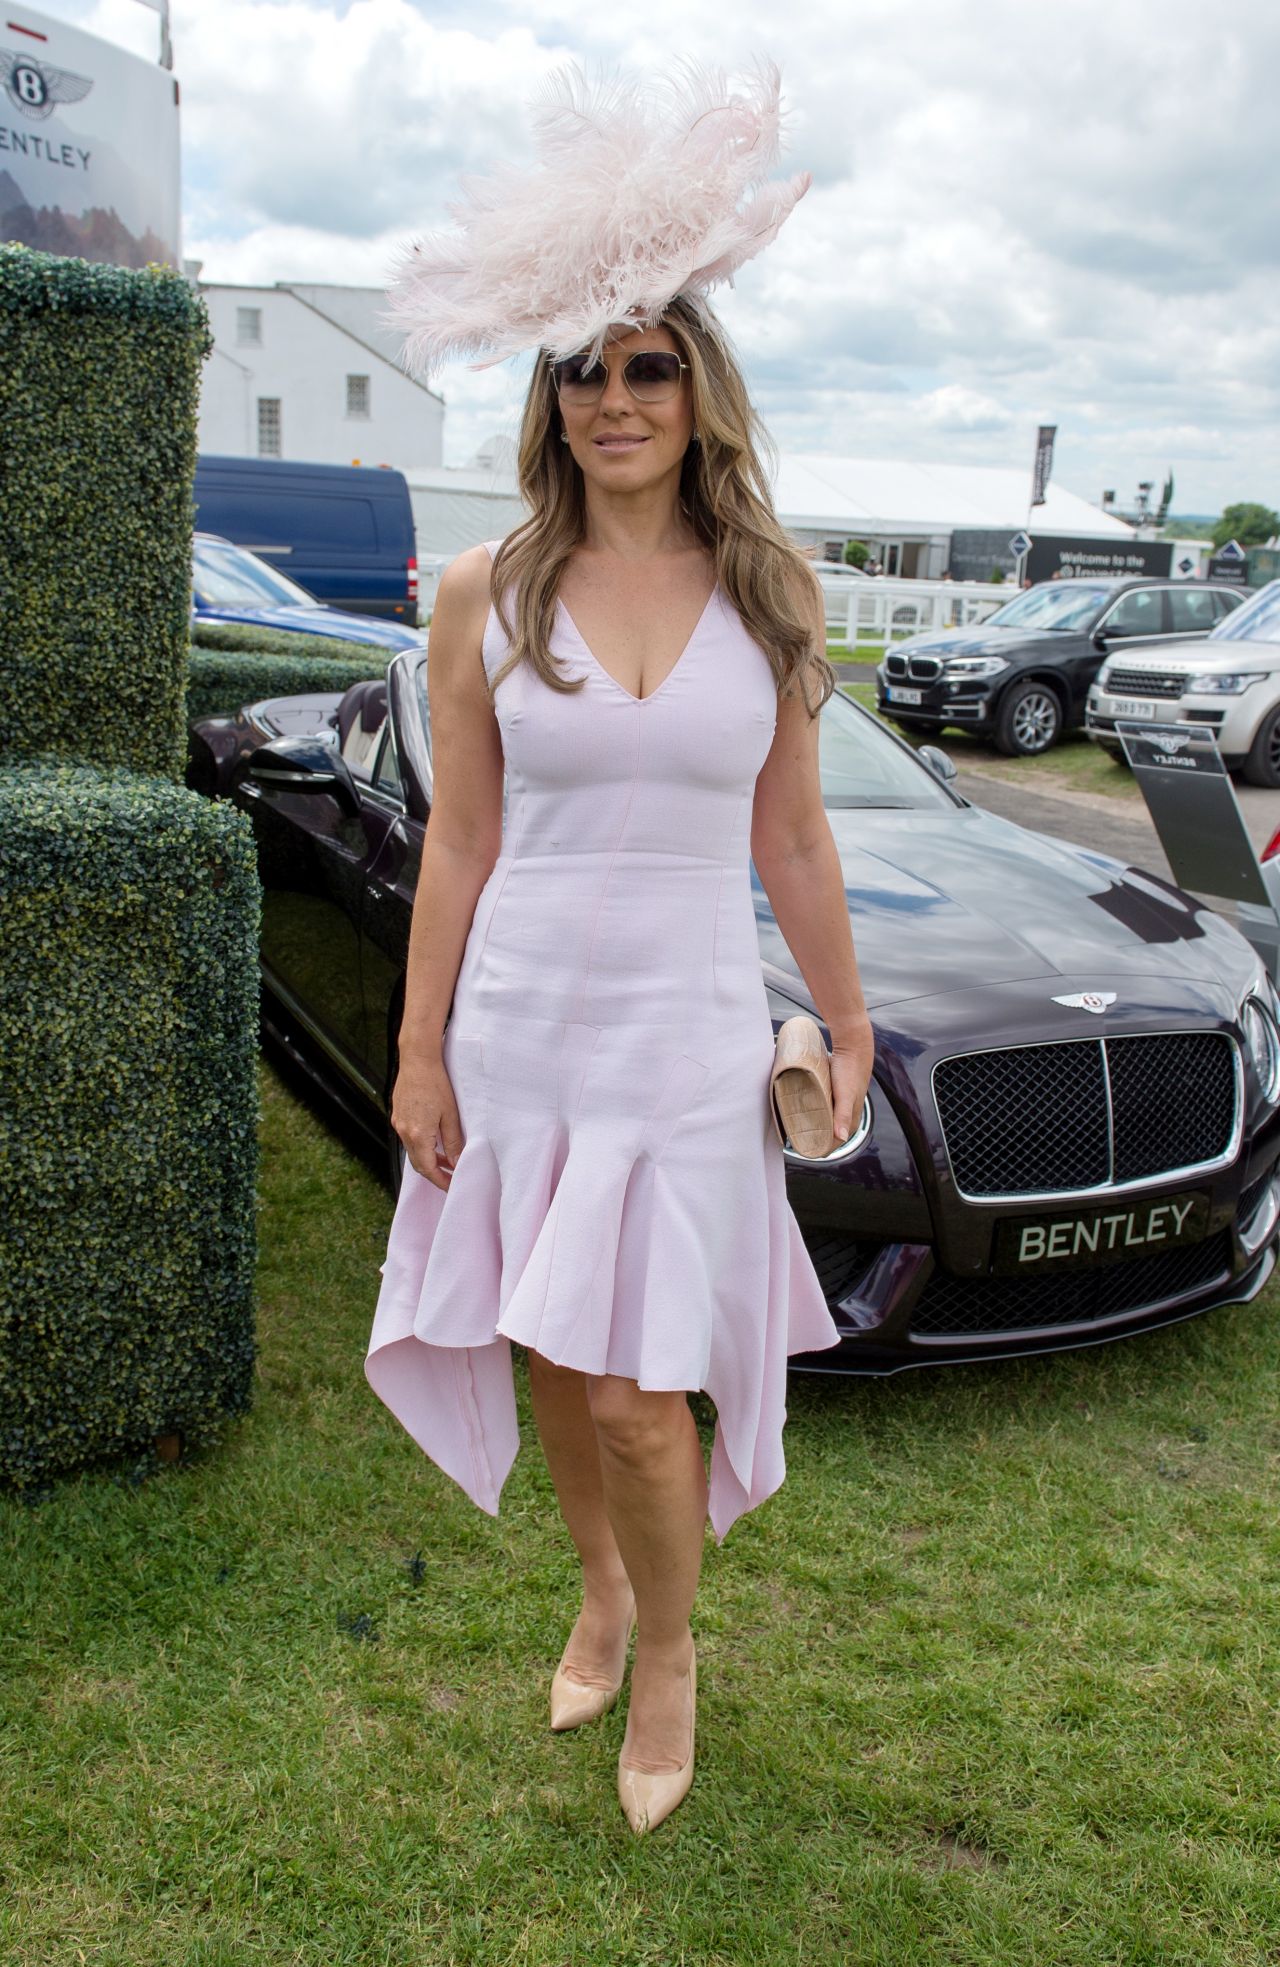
[932,1032,1238,1199]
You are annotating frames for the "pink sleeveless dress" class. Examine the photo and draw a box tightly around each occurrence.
[365,539,841,1543]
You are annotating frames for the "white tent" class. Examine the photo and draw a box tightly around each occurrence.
[774,455,1134,539]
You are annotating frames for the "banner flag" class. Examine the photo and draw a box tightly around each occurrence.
[1031,425,1056,507]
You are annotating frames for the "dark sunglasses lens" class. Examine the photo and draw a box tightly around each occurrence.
[554,356,607,395]
[626,352,682,397]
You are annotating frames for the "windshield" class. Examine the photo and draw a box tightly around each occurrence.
[818,689,955,806]
[193,537,321,609]
[983,583,1113,631]
[1209,580,1280,644]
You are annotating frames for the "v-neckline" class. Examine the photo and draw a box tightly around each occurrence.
[555,583,721,705]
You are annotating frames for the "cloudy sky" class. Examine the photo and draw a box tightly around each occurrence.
[38,0,1280,517]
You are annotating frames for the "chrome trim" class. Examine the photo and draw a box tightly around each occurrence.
[250,765,342,787]
[261,962,382,1107]
[781,1091,874,1166]
[929,1028,1245,1205]
[1098,1035,1116,1184]
[1239,1174,1280,1258]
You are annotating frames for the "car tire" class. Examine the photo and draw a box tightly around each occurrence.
[1095,740,1123,762]
[1242,706,1280,788]
[993,680,1063,756]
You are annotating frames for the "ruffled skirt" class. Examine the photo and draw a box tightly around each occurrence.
[365,1012,842,1544]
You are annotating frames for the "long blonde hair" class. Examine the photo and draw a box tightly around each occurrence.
[488,293,836,716]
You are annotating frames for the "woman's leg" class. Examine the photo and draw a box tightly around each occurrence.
[585,1375,708,1772]
[525,1348,635,1687]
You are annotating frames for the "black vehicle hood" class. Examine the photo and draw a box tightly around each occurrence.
[757,803,1256,1011]
[885,624,1079,661]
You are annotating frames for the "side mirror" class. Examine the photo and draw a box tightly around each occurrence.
[918,744,957,782]
[242,735,363,818]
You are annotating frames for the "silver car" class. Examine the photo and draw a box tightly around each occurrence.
[1086,580,1280,785]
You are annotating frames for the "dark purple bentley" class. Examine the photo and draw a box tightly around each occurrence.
[188,647,1280,1373]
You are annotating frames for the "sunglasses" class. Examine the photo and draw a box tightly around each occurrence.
[549,349,689,404]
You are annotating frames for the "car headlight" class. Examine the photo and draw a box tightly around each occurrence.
[1241,990,1280,1102]
[1184,672,1268,694]
[938,656,1010,679]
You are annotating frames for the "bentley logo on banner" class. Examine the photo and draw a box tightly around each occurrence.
[0,51,93,119]
[1031,425,1056,507]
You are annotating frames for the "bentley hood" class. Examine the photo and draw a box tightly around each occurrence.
[757,802,1258,1012]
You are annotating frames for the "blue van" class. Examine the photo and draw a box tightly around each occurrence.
[193,456,418,623]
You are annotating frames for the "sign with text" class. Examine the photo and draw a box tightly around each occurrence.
[1115,720,1272,905]
[1026,536,1173,583]
[0,6,179,268]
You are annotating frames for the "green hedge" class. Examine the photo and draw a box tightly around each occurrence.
[183,645,385,731]
[191,621,386,661]
[0,243,213,782]
[0,765,260,1491]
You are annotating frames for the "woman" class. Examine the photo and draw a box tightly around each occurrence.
[366,59,874,1836]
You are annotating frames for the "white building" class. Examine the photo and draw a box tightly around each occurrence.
[190,275,444,470]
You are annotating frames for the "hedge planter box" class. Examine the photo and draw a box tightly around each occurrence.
[0,763,261,1491]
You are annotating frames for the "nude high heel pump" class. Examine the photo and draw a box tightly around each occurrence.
[617,1641,696,1834]
[550,1598,637,1731]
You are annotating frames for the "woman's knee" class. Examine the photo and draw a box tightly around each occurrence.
[525,1345,587,1387]
[585,1374,689,1464]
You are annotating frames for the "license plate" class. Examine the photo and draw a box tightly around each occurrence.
[992,1189,1210,1275]
[1111,697,1161,719]
[887,686,923,704]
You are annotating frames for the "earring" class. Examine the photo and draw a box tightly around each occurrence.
[690,429,701,445]
[560,429,569,443]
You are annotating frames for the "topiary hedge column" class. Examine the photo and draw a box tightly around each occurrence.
[0,244,263,1491]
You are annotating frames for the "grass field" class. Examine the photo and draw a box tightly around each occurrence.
[5,1052,1280,1964]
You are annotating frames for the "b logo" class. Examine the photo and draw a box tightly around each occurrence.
[1,51,93,121]
[14,60,46,108]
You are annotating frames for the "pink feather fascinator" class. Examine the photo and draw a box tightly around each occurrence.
[380,52,811,382]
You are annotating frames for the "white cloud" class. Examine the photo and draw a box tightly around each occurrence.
[29,0,1280,512]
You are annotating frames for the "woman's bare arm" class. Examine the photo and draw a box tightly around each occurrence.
[392,544,505,1185]
[750,574,874,1141]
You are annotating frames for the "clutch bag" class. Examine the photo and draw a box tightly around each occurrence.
[769,1015,836,1158]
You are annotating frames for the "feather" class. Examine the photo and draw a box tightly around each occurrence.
[378,53,810,381]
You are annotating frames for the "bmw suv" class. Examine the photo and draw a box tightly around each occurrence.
[874,576,1244,757]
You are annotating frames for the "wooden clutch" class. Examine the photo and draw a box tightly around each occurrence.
[769,1015,836,1158]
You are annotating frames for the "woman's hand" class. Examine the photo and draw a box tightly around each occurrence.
[829,1016,875,1143]
[391,1049,465,1190]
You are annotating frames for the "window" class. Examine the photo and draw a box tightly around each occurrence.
[374,725,404,799]
[1168,587,1217,634]
[1213,588,1244,620]
[257,397,281,457]
[1098,587,1166,636]
[236,306,262,346]
[346,373,370,418]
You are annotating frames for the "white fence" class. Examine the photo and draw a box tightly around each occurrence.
[838,578,1012,646]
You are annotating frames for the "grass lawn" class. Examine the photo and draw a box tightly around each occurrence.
[5,1051,1280,1962]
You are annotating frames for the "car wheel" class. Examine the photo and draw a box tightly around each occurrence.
[993,680,1063,756]
[1242,705,1280,788]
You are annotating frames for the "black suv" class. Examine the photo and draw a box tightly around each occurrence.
[874,577,1245,756]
